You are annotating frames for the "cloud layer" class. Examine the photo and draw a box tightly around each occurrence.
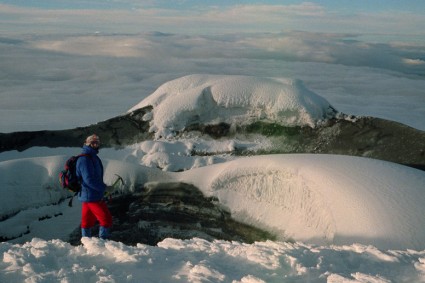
[0,31,424,132]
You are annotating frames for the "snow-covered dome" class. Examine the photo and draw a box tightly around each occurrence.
[129,74,337,139]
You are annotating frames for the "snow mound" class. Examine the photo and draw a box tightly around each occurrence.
[129,74,336,139]
[180,154,425,250]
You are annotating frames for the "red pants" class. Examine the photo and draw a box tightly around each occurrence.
[81,201,112,228]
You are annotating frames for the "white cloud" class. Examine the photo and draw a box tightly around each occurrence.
[403,58,425,66]
[32,36,154,57]
[0,31,424,133]
[24,31,425,76]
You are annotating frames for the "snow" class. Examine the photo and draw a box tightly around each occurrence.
[1,237,425,282]
[1,74,425,282]
[181,154,425,250]
[129,74,336,139]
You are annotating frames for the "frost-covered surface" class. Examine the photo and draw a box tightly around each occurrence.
[129,74,336,139]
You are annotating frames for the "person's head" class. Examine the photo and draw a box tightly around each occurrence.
[84,134,100,149]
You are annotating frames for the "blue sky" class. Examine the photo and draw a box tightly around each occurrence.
[1,0,425,38]
[1,0,424,12]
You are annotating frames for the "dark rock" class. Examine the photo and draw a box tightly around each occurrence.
[69,182,275,246]
[238,117,425,171]
[0,106,153,152]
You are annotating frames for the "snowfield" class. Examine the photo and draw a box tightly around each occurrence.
[1,74,425,282]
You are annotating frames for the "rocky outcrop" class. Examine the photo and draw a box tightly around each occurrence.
[69,182,275,246]
[0,106,153,152]
[238,117,425,170]
[311,117,425,170]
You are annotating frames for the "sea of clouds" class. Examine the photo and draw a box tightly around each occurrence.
[0,31,424,133]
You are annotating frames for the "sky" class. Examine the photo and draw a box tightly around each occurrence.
[1,0,425,37]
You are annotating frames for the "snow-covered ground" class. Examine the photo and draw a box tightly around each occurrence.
[2,237,425,283]
[1,75,425,282]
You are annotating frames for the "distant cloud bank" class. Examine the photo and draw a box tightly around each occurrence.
[25,32,425,76]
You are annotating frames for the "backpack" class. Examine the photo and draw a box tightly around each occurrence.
[59,154,89,206]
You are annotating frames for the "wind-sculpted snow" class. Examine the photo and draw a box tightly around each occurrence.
[209,167,336,242]
[129,74,337,139]
[181,154,425,250]
[0,156,67,218]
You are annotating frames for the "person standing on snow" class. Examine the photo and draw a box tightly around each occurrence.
[76,134,112,240]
